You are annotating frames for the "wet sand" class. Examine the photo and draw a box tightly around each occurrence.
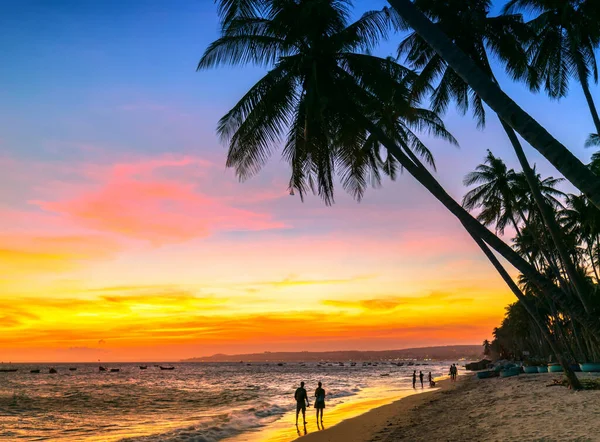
[296,373,600,442]
[233,386,434,442]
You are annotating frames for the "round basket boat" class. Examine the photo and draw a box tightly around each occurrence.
[548,364,563,373]
[523,366,539,374]
[500,367,520,378]
[537,366,548,373]
[579,363,600,373]
[476,370,495,379]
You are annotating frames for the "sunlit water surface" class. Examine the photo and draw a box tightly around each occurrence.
[0,362,454,441]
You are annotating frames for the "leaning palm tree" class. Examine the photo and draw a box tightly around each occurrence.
[201,0,593,387]
[504,0,600,135]
[202,0,565,301]
[399,0,592,315]
[385,0,600,208]
[200,1,440,203]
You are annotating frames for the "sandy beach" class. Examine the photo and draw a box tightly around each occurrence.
[298,373,600,442]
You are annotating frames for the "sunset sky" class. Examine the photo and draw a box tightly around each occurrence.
[1,0,595,362]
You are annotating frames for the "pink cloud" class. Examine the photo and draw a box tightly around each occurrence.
[33,155,286,244]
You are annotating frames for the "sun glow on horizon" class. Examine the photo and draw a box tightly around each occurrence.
[0,151,514,362]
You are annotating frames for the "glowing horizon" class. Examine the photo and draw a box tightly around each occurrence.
[0,0,594,363]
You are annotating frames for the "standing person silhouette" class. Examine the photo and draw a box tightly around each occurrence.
[419,371,424,388]
[314,381,326,425]
[412,370,417,388]
[294,381,309,426]
[428,371,435,387]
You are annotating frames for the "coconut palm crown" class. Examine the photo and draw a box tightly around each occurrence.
[199,0,455,204]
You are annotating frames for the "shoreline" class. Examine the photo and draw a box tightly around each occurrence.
[227,382,440,442]
[294,373,600,442]
[294,377,457,442]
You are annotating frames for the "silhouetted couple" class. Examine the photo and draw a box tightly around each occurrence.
[412,370,425,388]
[295,381,326,427]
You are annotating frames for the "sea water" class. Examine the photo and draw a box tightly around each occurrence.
[0,361,452,441]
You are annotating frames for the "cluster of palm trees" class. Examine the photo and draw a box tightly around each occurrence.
[466,151,600,365]
[199,0,600,389]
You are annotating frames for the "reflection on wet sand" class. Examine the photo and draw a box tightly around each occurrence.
[230,387,426,442]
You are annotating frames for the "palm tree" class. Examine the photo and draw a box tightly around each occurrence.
[201,0,594,387]
[199,1,445,204]
[561,194,600,282]
[201,0,590,307]
[462,150,521,235]
[587,134,600,148]
[385,0,600,209]
[504,0,600,135]
[398,0,592,313]
[482,339,491,357]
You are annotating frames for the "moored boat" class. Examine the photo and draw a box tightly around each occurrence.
[0,368,18,373]
[500,367,520,378]
[110,368,120,372]
[49,368,57,374]
[69,367,77,371]
[476,370,495,379]
[99,366,107,372]
[30,369,40,373]
[548,364,563,373]
[139,366,147,369]
[159,366,175,370]
[579,363,600,372]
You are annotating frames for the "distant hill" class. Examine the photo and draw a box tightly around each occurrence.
[182,345,482,362]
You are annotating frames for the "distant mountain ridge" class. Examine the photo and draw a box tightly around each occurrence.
[182,345,482,362]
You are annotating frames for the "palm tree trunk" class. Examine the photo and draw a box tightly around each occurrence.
[468,231,582,389]
[499,119,591,313]
[386,0,600,209]
[576,58,600,135]
[357,115,600,342]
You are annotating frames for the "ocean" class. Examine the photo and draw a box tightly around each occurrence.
[0,361,454,441]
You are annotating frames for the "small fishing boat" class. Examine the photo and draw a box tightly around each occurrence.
[159,366,175,370]
[380,373,390,377]
[110,368,120,372]
[49,368,57,374]
[579,363,600,373]
[99,366,107,372]
[548,364,563,373]
[69,367,77,371]
[500,367,520,378]
[30,369,40,373]
[139,366,147,369]
[0,368,18,373]
[476,370,495,379]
